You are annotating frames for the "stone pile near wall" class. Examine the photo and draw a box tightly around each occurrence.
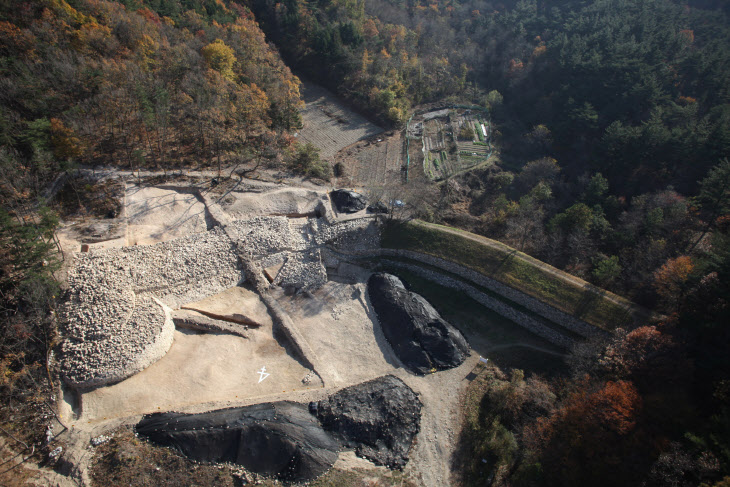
[330,246,611,348]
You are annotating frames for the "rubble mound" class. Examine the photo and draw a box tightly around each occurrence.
[367,273,470,375]
[59,228,242,388]
[60,295,174,388]
[314,375,422,469]
[330,189,367,213]
[136,402,339,482]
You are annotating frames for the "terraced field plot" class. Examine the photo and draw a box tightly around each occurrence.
[350,134,404,186]
[297,82,383,160]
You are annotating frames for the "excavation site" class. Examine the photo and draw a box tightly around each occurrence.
[41,82,654,486]
[49,165,639,486]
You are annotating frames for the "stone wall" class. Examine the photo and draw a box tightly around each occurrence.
[330,246,611,346]
[379,249,603,338]
[378,260,575,348]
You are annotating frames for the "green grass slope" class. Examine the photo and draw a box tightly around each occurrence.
[381,220,658,331]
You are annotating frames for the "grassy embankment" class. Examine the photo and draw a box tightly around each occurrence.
[381,220,657,331]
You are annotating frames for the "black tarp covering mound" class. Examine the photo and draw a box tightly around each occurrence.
[314,375,422,469]
[367,273,470,375]
[330,189,367,213]
[135,401,339,482]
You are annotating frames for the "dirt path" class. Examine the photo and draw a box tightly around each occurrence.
[399,355,481,487]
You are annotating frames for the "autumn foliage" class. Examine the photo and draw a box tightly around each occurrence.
[528,379,645,486]
[0,0,304,173]
[653,255,694,308]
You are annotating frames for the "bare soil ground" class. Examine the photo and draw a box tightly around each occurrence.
[72,287,322,423]
[297,82,383,161]
[126,185,212,245]
[274,278,402,388]
[218,187,326,219]
[332,132,404,188]
[181,286,272,326]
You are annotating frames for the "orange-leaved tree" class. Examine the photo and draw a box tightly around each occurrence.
[527,379,646,487]
[653,255,694,310]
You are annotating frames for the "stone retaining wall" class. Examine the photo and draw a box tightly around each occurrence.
[331,247,611,345]
[379,249,603,338]
[379,260,574,348]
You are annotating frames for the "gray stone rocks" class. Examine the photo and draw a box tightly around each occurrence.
[60,296,174,388]
[59,227,243,389]
[59,214,382,389]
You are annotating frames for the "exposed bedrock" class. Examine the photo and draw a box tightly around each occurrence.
[314,375,422,469]
[367,273,470,375]
[136,402,339,482]
[330,189,367,213]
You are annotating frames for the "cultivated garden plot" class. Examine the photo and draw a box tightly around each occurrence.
[297,82,384,160]
[408,108,494,181]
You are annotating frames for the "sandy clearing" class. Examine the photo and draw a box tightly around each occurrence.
[181,286,272,327]
[126,185,211,245]
[274,279,404,388]
[77,324,322,422]
[219,187,327,220]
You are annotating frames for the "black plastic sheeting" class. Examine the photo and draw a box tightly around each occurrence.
[136,401,339,482]
[368,273,470,375]
[330,189,367,213]
[314,375,422,469]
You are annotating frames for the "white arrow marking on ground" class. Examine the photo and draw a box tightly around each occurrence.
[257,366,270,383]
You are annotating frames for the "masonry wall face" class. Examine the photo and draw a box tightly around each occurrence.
[340,247,611,347]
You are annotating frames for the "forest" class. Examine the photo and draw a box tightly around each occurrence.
[1,0,730,486]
